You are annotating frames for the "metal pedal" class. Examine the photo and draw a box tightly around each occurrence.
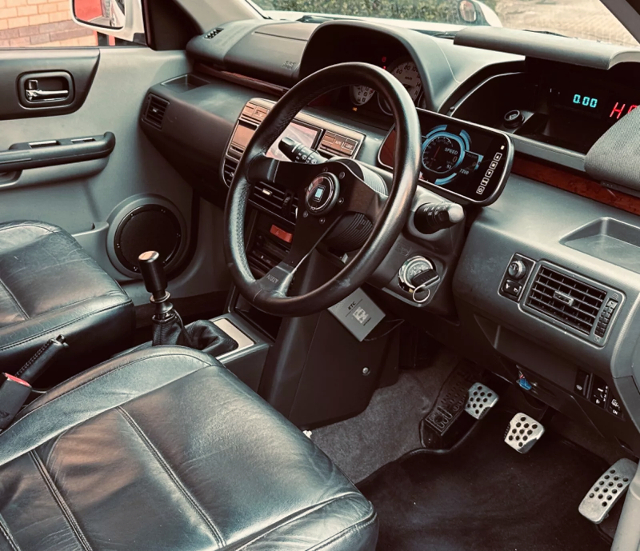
[504,413,545,453]
[465,382,499,420]
[579,458,637,524]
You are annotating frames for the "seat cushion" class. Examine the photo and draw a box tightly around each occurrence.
[0,221,134,373]
[0,347,378,551]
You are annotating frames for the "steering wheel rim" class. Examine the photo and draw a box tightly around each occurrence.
[223,62,421,317]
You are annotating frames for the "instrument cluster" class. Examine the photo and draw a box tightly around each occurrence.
[347,56,424,115]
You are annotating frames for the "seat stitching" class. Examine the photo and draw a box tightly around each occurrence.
[308,513,377,551]
[116,406,225,548]
[0,514,20,551]
[0,300,131,352]
[233,492,370,550]
[29,450,93,551]
[0,276,29,320]
[5,352,213,433]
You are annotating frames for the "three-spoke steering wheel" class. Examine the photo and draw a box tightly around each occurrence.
[224,62,421,317]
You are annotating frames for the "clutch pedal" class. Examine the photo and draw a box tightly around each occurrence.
[579,458,637,524]
[465,382,499,420]
[504,413,545,453]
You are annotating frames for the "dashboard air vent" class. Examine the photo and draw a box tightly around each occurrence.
[204,28,223,39]
[526,266,606,334]
[250,181,296,223]
[222,157,238,186]
[144,95,169,129]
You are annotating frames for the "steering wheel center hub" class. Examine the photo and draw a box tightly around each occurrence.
[305,172,339,215]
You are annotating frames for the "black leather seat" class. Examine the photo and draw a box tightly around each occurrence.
[0,347,378,550]
[0,221,134,372]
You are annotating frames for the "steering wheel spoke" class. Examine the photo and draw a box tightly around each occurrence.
[340,172,386,221]
[253,212,339,299]
[247,154,317,192]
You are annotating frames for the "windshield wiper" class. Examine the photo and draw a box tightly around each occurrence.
[523,29,572,38]
[297,14,344,24]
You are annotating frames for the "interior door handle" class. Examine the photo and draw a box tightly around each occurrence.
[18,72,74,108]
[25,88,69,102]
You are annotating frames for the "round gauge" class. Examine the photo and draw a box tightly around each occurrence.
[350,85,375,106]
[378,59,423,115]
[421,133,464,175]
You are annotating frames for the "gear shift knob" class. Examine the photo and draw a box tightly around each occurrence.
[138,251,168,302]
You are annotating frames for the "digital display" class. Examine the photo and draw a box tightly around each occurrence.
[379,110,512,206]
[552,85,639,125]
[231,121,319,160]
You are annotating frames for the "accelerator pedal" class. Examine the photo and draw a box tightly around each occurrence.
[579,458,637,524]
[504,413,545,453]
[465,382,499,420]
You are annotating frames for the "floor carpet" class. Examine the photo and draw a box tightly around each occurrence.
[311,347,459,483]
[359,408,612,551]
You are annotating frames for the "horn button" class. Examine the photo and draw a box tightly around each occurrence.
[305,172,339,215]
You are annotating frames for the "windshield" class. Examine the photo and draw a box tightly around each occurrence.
[252,0,639,47]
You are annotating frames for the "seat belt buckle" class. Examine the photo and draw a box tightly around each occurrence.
[0,373,32,431]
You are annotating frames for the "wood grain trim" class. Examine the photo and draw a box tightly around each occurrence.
[511,157,640,217]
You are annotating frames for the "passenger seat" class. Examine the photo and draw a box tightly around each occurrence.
[0,221,134,373]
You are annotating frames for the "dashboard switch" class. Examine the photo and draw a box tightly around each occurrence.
[500,254,535,302]
[502,279,522,298]
[504,109,524,128]
[508,260,527,280]
[590,376,609,408]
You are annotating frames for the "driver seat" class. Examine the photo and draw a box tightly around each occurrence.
[0,347,378,551]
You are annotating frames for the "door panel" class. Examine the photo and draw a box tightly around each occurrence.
[0,47,231,303]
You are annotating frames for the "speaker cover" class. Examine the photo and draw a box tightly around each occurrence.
[107,195,187,277]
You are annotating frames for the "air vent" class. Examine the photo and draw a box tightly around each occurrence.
[250,181,296,223]
[222,157,238,186]
[526,266,606,335]
[203,28,223,39]
[144,95,169,129]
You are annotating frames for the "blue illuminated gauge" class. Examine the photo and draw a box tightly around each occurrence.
[422,130,465,175]
[421,127,480,186]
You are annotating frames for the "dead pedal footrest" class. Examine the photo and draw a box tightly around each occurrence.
[504,413,545,453]
[465,382,499,420]
[579,458,637,524]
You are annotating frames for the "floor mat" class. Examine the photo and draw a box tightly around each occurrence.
[359,409,612,551]
[311,347,459,483]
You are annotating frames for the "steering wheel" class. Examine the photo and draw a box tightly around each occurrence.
[224,62,421,317]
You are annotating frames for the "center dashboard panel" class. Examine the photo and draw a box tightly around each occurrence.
[222,98,365,228]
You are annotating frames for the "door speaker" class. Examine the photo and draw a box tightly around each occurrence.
[107,195,187,277]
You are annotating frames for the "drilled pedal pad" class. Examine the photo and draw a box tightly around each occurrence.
[579,458,637,524]
[465,382,499,420]
[504,413,544,453]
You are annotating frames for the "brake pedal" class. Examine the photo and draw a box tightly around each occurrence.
[504,413,545,453]
[579,458,637,524]
[465,382,499,420]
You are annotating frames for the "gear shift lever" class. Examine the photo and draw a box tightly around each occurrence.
[138,251,182,346]
[139,251,169,306]
[137,251,238,355]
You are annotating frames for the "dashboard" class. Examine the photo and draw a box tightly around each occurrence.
[142,19,640,457]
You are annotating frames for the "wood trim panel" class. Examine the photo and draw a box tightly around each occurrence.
[511,157,640,217]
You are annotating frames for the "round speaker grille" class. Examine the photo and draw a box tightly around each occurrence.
[114,205,182,273]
